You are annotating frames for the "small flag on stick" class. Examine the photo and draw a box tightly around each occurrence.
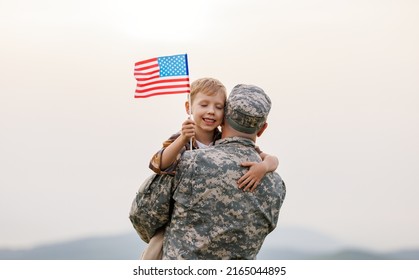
[134,54,190,98]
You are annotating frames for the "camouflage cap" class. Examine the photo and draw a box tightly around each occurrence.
[225,84,271,134]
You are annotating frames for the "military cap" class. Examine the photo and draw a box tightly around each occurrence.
[225,84,271,134]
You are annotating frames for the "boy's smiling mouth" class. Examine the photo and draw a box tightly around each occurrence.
[203,118,216,124]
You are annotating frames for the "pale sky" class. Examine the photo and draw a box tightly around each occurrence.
[1,0,418,252]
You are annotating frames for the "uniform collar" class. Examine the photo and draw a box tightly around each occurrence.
[215,136,255,147]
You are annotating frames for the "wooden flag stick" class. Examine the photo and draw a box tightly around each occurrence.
[188,91,193,151]
[185,53,193,151]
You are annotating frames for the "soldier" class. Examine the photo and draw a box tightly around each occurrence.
[161,84,286,259]
[140,78,279,260]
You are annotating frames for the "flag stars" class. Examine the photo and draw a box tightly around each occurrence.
[134,54,190,98]
[158,55,188,77]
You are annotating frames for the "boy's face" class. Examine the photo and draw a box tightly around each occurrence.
[190,91,225,132]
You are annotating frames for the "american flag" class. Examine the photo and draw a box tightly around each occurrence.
[134,54,190,98]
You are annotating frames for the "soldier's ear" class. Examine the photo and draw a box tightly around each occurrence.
[256,123,268,137]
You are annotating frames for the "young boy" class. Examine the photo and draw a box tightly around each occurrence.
[141,77,279,259]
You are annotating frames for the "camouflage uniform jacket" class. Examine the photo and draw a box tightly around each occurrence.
[148,129,263,175]
[163,136,286,259]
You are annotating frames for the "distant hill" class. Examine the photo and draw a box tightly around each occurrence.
[0,232,143,260]
[1,227,418,260]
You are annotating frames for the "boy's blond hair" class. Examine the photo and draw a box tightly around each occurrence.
[190,78,227,104]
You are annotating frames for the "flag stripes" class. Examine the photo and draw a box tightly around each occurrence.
[134,54,190,98]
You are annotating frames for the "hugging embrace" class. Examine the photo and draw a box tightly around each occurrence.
[130,79,286,260]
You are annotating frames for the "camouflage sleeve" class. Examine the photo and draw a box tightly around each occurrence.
[129,173,176,243]
[149,132,185,175]
[171,150,197,208]
[268,172,287,232]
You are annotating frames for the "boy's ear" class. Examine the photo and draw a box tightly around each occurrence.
[257,122,268,137]
[184,101,190,114]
